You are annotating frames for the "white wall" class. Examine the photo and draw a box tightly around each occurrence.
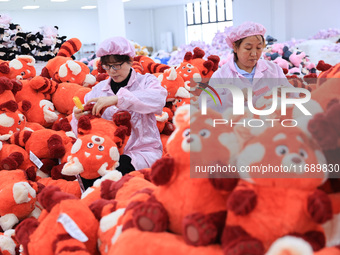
[125,5,187,51]
[153,5,187,51]
[232,0,340,42]
[287,0,340,40]
[125,9,155,49]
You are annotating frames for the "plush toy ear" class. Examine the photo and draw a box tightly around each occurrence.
[113,111,132,135]
[208,55,220,72]
[89,199,117,220]
[0,76,13,94]
[193,47,205,59]
[18,100,31,112]
[316,60,332,72]
[40,67,51,78]
[37,185,78,212]
[77,115,92,135]
[172,104,191,128]
[0,62,10,74]
[0,100,18,112]
[15,217,40,255]
[184,52,193,61]
[16,55,36,66]
[10,79,23,95]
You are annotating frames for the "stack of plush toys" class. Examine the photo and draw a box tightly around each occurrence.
[0,35,340,255]
[0,14,67,61]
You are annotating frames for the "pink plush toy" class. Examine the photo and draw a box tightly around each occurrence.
[290,51,306,67]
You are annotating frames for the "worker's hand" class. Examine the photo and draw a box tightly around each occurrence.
[86,95,118,116]
[73,107,90,120]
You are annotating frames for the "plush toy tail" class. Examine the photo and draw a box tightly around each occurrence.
[57,38,82,58]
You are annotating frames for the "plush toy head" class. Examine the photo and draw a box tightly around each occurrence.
[0,106,27,141]
[176,61,202,91]
[167,105,237,171]
[77,109,131,155]
[54,59,96,87]
[14,76,59,127]
[236,125,327,189]
[156,67,190,102]
[0,170,38,231]
[61,134,120,179]
[40,38,96,87]
[8,55,36,80]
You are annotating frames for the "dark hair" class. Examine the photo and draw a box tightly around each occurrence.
[233,35,265,61]
[100,54,132,65]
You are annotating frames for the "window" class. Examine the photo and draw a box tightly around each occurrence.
[186,0,233,44]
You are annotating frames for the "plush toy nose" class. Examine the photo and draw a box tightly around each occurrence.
[292,157,302,164]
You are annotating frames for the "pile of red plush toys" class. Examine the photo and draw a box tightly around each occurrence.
[0,30,340,255]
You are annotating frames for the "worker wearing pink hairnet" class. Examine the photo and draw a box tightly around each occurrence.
[206,21,294,111]
[71,36,167,188]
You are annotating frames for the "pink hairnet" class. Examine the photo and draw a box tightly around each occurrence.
[226,21,266,48]
[96,36,135,58]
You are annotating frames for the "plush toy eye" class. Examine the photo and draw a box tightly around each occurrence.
[199,129,211,138]
[98,145,104,151]
[275,145,289,156]
[182,66,186,69]
[299,149,308,158]
[182,128,190,138]
[187,64,194,68]
[21,71,25,76]
[87,142,94,148]
[18,120,21,125]
[187,69,192,73]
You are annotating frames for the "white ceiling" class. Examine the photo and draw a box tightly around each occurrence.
[0,0,195,11]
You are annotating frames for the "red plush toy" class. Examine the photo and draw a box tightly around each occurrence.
[0,55,36,80]
[41,38,96,87]
[0,141,36,173]
[15,76,59,127]
[0,170,39,231]
[155,66,190,102]
[128,105,238,246]
[0,77,31,140]
[60,110,132,181]
[15,185,99,255]
[222,125,332,254]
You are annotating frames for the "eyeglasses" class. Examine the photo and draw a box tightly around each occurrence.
[102,62,124,71]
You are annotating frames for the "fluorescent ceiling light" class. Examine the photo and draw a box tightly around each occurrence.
[122,0,131,2]
[51,0,68,2]
[81,5,97,9]
[0,0,10,2]
[23,5,40,9]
